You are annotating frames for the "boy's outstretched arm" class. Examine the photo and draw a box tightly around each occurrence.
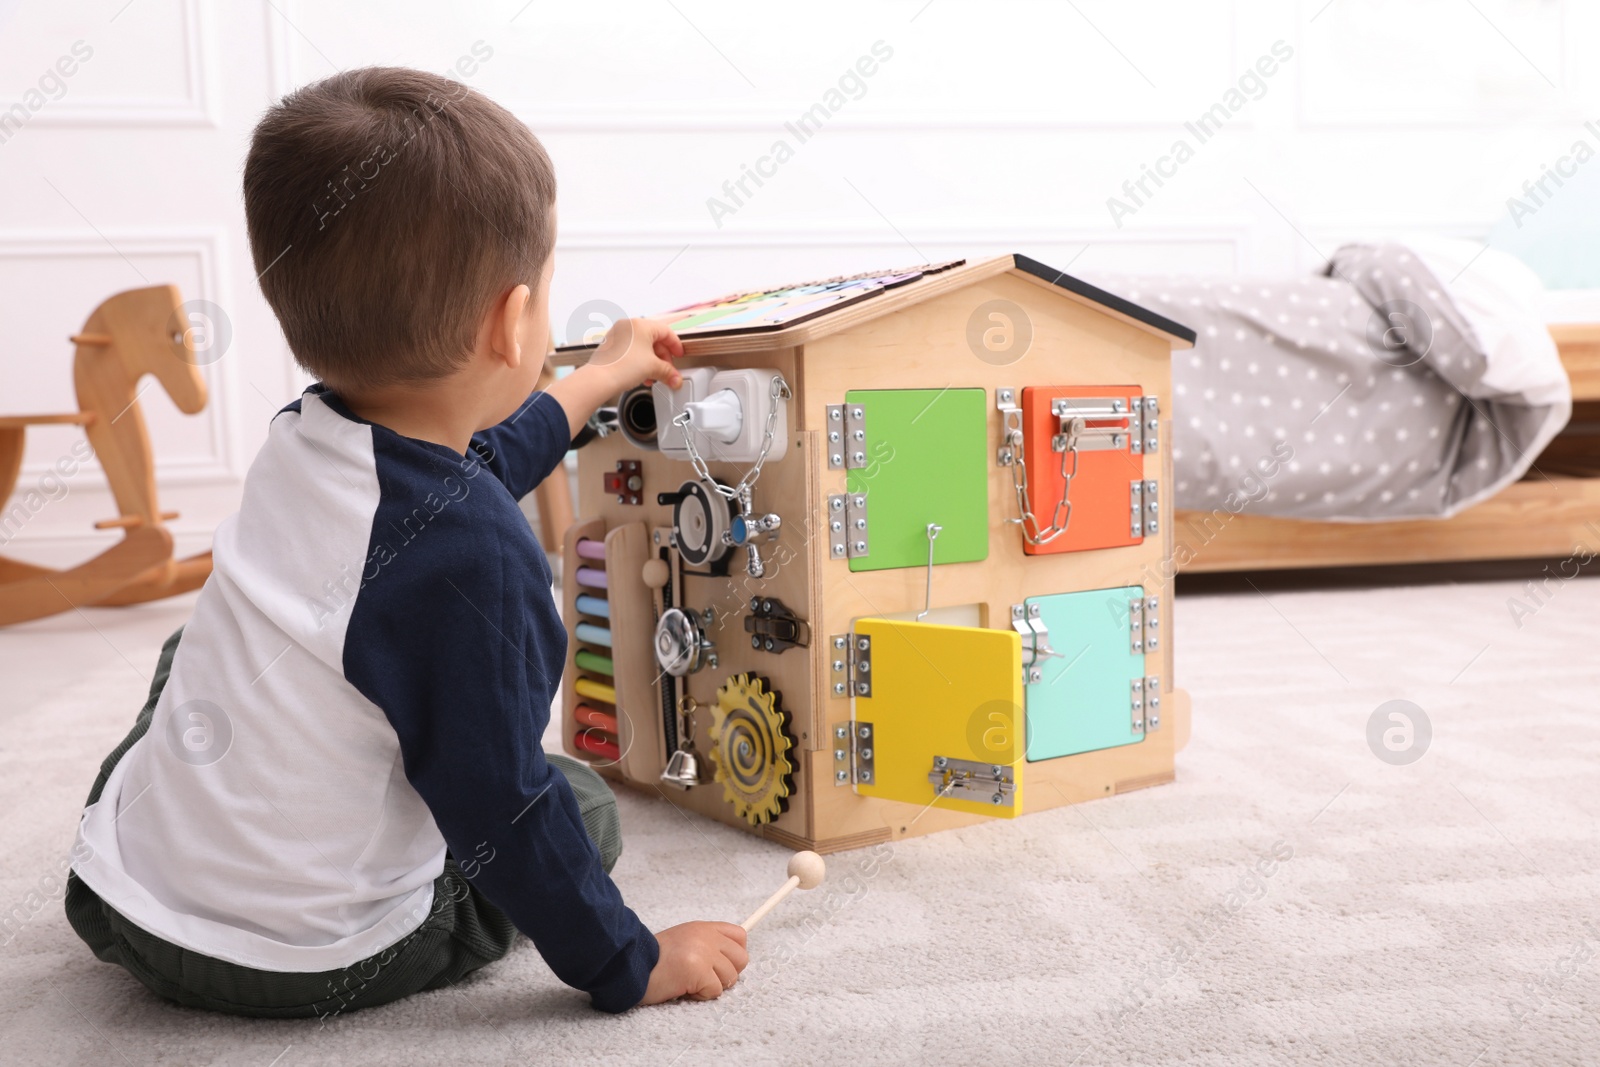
[470,318,682,500]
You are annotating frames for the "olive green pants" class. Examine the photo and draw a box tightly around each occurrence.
[64,627,622,1019]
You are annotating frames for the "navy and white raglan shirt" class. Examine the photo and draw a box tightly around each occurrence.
[72,384,658,1012]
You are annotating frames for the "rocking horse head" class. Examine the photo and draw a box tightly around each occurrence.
[80,284,213,415]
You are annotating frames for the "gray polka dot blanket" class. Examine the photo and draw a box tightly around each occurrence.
[1108,239,1570,520]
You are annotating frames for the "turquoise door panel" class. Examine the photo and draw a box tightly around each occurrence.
[844,388,989,572]
[1024,586,1146,760]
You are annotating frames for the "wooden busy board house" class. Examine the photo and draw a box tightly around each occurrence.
[551,255,1197,854]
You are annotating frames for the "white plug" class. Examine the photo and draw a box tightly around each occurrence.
[682,389,743,444]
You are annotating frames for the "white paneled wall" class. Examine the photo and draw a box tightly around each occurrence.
[0,0,1590,562]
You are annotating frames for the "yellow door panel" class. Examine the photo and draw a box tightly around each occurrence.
[853,619,1024,818]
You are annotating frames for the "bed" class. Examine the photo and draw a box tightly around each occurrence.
[1099,240,1598,572]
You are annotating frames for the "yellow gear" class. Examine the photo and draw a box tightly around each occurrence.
[708,673,794,826]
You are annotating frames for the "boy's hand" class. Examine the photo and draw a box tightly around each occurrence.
[590,317,684,393]
[545,317,684,438]
[639,922,749,1005]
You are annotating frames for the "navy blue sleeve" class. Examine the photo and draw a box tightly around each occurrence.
[470,389,572,500]
[344,434,657,1012]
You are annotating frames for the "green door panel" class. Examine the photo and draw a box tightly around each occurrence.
[845,388,989,573]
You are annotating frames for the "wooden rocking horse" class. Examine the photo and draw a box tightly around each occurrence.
[0,285,214,627]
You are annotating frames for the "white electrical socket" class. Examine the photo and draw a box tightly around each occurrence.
[653,367,788,465]
[652,367,719,454]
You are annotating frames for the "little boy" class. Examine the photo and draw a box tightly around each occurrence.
[64,66,748,1017]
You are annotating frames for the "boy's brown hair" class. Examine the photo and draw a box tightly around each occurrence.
[244,67,556,391]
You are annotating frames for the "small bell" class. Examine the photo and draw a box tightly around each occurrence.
[660,745,702,790]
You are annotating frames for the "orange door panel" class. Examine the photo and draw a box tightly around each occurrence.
[1020,385,1150,556]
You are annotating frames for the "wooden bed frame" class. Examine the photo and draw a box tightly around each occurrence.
[1176,324,1600,572]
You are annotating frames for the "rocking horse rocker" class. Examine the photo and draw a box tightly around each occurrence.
[0,285,214,627]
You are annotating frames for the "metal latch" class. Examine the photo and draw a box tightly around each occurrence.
[1051,396,1132,453]
[928,756,1015,807]
[1012,602,1061,684]
[996,388,1023,468]
[744,596,809,652]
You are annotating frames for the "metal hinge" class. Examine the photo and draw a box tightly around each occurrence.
[851,632,872,696]
[1012,602,1060,684]
[1133,675,1162,733]
[928,756,1015,807]
[833,723,851,784]
[829,633,850,697]
[844,492,869,558]
[1128,394,1161,456]
[825,402,870,470]
[829,631,874,698]
[827,494,847,559]
[832,720,875,786]
[845,402,867,469]
[1130,593,1160,654]
[855,721,877,785]
[1130,478,1159,539]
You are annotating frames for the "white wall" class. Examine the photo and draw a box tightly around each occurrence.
[1,0,1592,562]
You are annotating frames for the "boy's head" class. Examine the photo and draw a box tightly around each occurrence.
[244,67,556,397]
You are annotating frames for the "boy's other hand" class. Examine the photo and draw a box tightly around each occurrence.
[591,317,683,392]
[639,921,749,1005]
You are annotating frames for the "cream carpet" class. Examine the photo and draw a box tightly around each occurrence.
[2,569,1597,1066]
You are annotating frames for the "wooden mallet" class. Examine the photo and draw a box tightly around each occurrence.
[741,850,826,931]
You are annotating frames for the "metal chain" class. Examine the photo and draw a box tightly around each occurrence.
[1006,415,1079,546]
[673,375,792,500]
